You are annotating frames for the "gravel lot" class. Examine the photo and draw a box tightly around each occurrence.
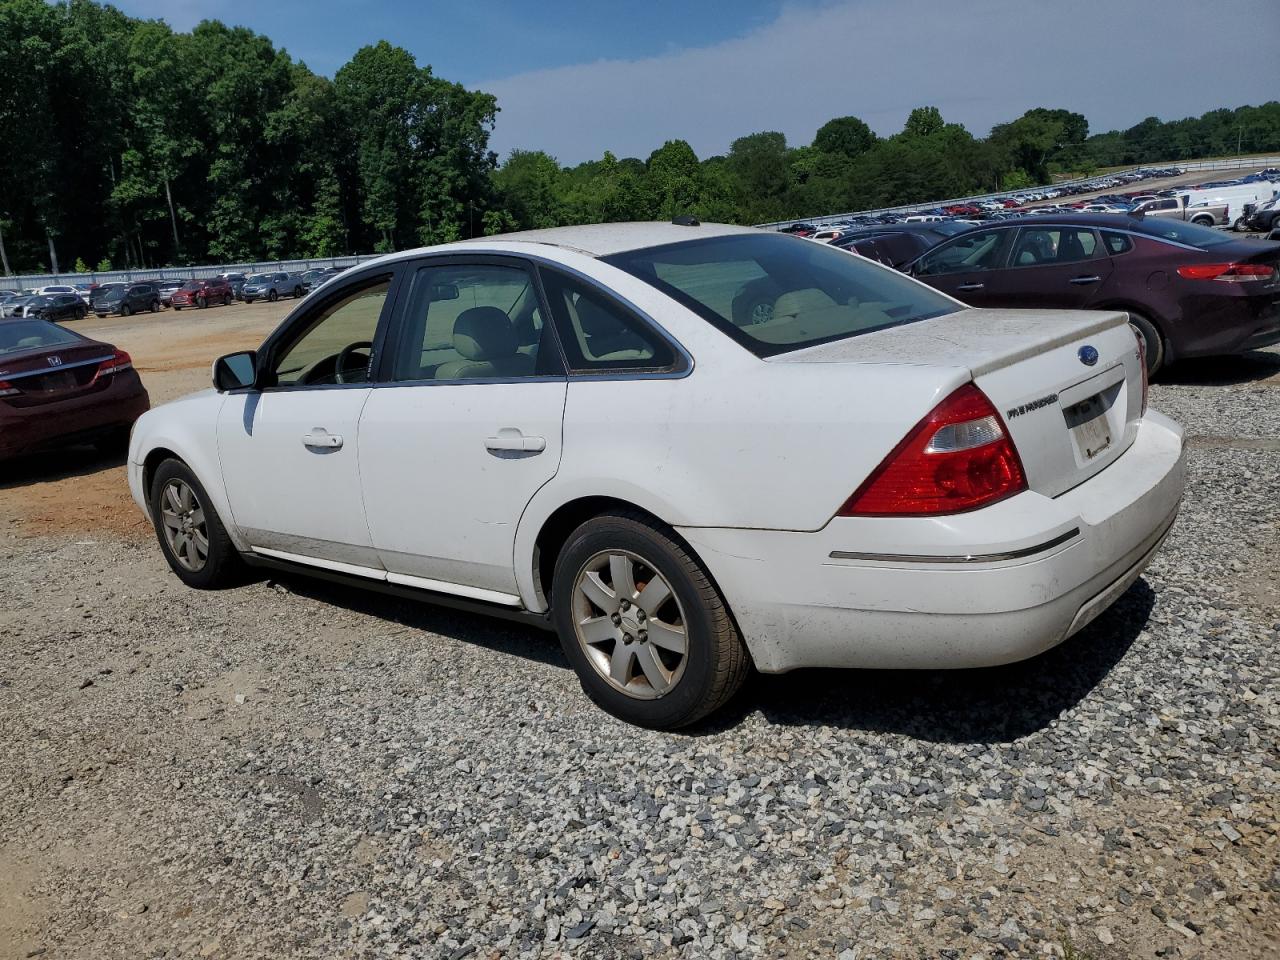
[0,301,1277,960]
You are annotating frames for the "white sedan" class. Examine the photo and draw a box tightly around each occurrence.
[127,221,1186,728]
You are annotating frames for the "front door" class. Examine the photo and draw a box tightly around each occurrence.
[358,259,567,600]
[911,228,1012,308]
[217,271,397,569]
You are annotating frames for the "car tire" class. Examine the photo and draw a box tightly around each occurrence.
[223,294,231,306]
[1190,216,1214,228]
[121,303,132,316]
[551,511,751,729]
[76,306,86,320]
[1232,217,1248,232]
[1129,312,1165,376]
[268,289,278,302]
[150,459,245,590]
[150,300,159,313]
[293,286,303,298]
[197,296,207,309]
[174,305,182,311]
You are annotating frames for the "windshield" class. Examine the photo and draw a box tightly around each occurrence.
[248,274,271,283]
[1132,218,1237,248]
[180,281,201,291]
[0,319,80,355]
[603,232,960,357]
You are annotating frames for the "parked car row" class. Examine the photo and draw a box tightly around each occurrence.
[783,166,1280,237]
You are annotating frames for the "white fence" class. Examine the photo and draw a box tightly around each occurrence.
[0,253,383,292]
[754,155,1280,231]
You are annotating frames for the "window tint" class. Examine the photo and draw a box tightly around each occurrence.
[540,268,677,371]
[1101,231,1133,254]
[605,233,958,358]
[270,276,390,387]
[389,263,557,381]
[0,319,79,355]
[915,229,1009,276]
[1010,228,1099,267]
[1130,218,1235,249]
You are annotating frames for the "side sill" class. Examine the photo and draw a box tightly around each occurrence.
[244,550,552,631]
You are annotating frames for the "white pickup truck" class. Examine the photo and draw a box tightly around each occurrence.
[1130,195,1228,227]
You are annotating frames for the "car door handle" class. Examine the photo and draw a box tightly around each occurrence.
[302,429,343,449]
[1069,275,1102,285]
[956,283,985,291]
[485,432,546,453]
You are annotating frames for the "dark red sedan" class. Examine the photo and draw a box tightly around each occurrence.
[0,318,150,459]
[906,213,1280,373]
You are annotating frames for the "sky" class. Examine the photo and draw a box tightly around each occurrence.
[113,0,1280,165]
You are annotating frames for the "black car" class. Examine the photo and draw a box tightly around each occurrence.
[89,282,127,310]
[830,221,971,268]
[219,273,249,299]
[93,282,161,317]
[1242,198,1280,233]
[19,293,87,322]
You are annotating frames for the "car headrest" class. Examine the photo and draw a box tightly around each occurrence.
[575,296,624,337]
[454,307,517,361]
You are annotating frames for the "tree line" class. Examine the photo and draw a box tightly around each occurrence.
[3,0,1279,275]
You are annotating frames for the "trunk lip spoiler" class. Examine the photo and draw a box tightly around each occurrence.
[0,354,114,381]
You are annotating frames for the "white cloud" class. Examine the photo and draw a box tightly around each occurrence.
[480,0,1280,164]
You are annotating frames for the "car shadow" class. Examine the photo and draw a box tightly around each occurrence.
[268,573,569,670]
[693,579,1156,743]
[0,445,126,490]
[267,569,1154,744]
[1160,350,1280,387]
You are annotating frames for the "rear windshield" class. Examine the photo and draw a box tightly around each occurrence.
[1131,219,1235,248]
[0,319,80,356]
[603,232,959,357]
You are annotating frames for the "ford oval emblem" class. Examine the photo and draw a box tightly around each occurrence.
[1078,345,1099,366]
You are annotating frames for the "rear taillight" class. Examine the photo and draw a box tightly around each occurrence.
[0,379,17,398]
[1134,329,1149,417]
[92,350,133,383]
[1176,262,1275,282]
[839,383,1027,517]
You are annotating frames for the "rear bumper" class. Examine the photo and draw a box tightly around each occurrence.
[0,371,150,458]
[1173,286,1280,359]
[680,411,1186,673]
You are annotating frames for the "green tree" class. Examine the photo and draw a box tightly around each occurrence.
[813,116,875,159]
[903,106,944,138]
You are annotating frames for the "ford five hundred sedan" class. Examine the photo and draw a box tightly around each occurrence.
[127,222,1186,728]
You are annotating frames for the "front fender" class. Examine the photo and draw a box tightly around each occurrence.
[127,391,245,550]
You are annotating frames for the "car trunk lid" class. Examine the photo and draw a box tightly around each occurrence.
[0,341,118,407]
[771,307,1145,498]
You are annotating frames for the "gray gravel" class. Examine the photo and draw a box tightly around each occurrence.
[1,350,1278,960]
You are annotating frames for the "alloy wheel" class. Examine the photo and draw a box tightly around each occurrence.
[159,478,209,572]
[571,549,689,699]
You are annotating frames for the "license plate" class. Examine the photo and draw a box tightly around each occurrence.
[37,371,76,392]
[1066,395,1112,460]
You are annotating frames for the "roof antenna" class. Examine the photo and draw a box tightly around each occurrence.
[671,215,700,227]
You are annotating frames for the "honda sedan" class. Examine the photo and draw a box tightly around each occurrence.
[127,222,1185,728]
[0,317,149,458]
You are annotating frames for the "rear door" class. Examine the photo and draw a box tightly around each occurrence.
[992,225,1113,309]
[357,256,567,600]
[910,227,1013,307]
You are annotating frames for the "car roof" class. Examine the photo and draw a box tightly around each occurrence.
[457,221,759,257]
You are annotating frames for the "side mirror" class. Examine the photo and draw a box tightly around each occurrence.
[213,350,258,391]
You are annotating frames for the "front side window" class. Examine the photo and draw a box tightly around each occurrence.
[389,263,558,381]
[540,268,676,371]
[606,232,959,358]
[1010,228,1100,267]
[915,230,1009,277]
[270,276,390,387]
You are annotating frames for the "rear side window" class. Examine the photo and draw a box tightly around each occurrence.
[388,263,559,381]
[540,268,678,372]
[1010,228,1100,266]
